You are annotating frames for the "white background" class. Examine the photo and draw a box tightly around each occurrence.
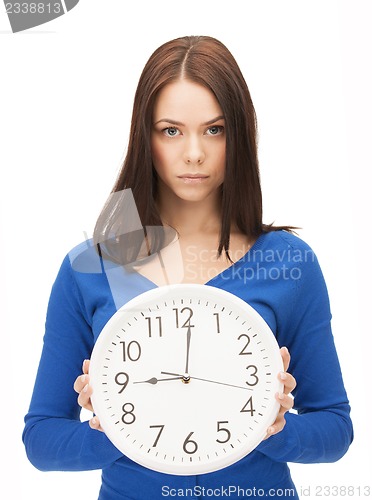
[1,1,371,498]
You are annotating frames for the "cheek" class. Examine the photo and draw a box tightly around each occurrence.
[151,139,176,174]
[214,143,226,180]
[151,138,162,167]
[151,141,175,185]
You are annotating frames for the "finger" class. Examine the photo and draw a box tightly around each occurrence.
[74,373,90,394]
[278,371,297,394]
[280,346,290,372]
[266,415,286,437]
[77,383,94,412]
[276,392,294,412]
[82,359,90,375]
[89,416,104,432]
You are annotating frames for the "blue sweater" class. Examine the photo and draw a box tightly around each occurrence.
[23,231,353,499]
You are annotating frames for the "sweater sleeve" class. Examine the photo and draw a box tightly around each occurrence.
[22,255,123,471]
[256,241,353,463]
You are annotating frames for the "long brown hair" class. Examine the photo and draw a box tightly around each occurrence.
[94,35,294,264]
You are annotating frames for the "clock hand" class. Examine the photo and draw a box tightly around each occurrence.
[160,372,252,391]
[133,376,183,385]
[184,326,192,375]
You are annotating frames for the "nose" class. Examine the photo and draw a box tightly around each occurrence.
[183,135,205,164]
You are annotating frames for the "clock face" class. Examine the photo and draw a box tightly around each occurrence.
[89,284,283,475]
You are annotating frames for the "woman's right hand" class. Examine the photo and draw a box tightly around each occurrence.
[73,359,103,432]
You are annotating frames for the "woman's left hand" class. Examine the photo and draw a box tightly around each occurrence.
[264,346,296,439]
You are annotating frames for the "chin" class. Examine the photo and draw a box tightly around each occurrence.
[175,188,213,203]
[158,179,221,204]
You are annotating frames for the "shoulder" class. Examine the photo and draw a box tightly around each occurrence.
[254,230,317,266]
[260,230,313,251]
[66,240,103,274]
[261,231,329,297]
[51,240,111,299]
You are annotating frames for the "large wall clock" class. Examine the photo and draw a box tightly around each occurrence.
[89,284,283,475]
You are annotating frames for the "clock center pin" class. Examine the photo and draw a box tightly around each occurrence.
[182,373,191,384]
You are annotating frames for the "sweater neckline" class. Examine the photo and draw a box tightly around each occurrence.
[129,232,267,288]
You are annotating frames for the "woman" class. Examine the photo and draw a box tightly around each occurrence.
[23,36,353,499]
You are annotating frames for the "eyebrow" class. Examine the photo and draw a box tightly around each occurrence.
[153,115,225,126]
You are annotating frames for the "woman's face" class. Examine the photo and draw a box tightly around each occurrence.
[151,79,226,205]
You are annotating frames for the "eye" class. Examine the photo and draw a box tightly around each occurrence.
[163,127,180,137]
[206,125,224,136]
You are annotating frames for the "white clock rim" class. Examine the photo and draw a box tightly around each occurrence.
[89,284,284,475]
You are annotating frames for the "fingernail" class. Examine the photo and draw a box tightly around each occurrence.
[81,375,86,383]
[268,426,275,434]
[281,346,288,354]
[280,372,287,381]
[91,417,97,426]
[83,383,89,393]
[278,392,285,400]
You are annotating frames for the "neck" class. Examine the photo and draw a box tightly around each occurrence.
[157,193,222,237]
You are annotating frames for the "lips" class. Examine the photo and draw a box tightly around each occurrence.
[178,174,209,184]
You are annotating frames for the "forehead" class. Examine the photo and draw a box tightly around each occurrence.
[153,79,223,120]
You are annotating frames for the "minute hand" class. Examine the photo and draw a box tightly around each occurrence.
[160,371,252,391]
[184,326,192,374]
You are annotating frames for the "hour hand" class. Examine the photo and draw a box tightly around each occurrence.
[133,376,183,385]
